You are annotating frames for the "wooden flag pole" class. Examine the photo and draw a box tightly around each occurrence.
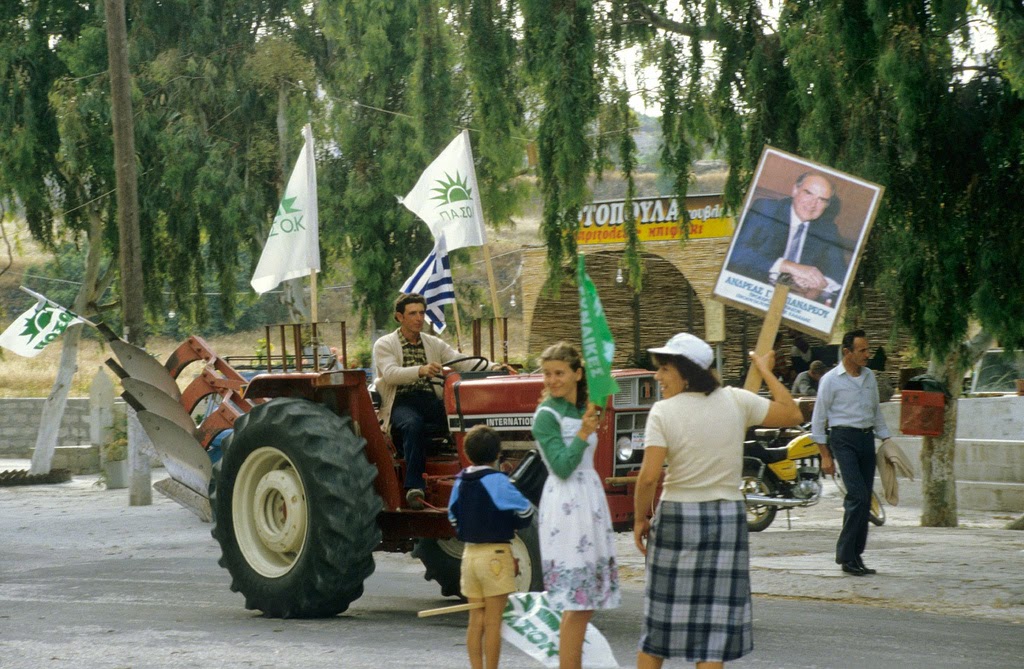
[482,242,502,319]
[309,270,319,323]
[417,602,485,618]
[451,298,465,352]
[743,284,790,393]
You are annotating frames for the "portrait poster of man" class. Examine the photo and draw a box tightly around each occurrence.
[713,147,884,338]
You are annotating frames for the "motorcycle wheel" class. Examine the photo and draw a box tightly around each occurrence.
[869,491,887,526]
[742,462,777,532]
[832,473,886,526]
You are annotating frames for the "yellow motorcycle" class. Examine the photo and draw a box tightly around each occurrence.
[742,426,885,531]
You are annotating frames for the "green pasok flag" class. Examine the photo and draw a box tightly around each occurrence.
[578,254,620,408]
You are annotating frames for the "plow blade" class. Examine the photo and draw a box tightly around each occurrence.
[122,378,197,436]
[136,411,212,498]
[153,478,212,522]
[108,339,182,401]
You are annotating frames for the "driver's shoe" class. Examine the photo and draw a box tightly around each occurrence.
[406,488,425,510]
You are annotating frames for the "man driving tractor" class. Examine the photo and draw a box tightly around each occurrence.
[373,293,515,509]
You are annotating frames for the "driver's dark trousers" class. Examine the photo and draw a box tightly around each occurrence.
[392,390,447,490]
[830,426,876,564]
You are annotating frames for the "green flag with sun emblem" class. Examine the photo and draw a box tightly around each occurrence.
[578,254,620,408]
[0,297,84,358]
[399,130,487,251]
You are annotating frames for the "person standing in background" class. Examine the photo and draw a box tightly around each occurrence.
[811,329,893,576]
[792,360,827,397]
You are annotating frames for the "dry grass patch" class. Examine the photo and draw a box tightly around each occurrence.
[0,322,530,398]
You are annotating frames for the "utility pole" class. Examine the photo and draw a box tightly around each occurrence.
[105,0,150,505]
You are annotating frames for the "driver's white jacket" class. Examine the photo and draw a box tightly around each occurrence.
[372,328,500,432]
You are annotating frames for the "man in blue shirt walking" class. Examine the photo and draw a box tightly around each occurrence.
[811,329,893,576]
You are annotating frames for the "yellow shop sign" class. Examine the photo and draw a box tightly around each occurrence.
[576,194,734,245]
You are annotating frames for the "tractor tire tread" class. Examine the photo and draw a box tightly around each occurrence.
[210,398,382,618]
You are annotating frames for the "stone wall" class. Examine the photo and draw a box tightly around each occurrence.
[882,396,1024,512]
[0,398,92,457]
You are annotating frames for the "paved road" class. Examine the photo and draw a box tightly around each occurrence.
[1,468,1022,668]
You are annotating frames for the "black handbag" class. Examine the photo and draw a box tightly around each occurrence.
[509,449,547,506]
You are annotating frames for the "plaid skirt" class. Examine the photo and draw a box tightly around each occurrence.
[638,499,753,662]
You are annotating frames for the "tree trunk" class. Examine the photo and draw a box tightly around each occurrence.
[104,0,144,347]
[29,212,106,475]
[919,332,994,527]
[282,278,308,322]
[919,350,960,527]
[105,0,150,504]
[28,325,84,475]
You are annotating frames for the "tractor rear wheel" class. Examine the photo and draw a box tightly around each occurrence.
[413,520,544,599]
[210,398,382,618]
[412,537,463,598]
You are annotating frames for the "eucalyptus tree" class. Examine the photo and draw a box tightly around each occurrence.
[0,0,115,474]
[317,1,469,327]
[504,0,1024,526]
[126,0,309,329]
[1,0,316,471]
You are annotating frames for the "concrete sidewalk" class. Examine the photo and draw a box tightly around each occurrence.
[616,480,1024,624]
[3,459,1023,624]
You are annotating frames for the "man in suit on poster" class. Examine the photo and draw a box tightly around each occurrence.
[727,172,849,306]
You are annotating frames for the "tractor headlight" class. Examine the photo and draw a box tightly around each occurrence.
[616,436,634,462]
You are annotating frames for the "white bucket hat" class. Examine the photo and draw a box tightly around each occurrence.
[648,333,714,369]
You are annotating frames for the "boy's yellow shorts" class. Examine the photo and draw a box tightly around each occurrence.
[460,542,517,598]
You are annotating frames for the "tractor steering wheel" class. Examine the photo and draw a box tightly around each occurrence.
[442,356,491,372]
[426,356,497,389]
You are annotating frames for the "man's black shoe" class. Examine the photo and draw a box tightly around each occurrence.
[841,561,868,576]
[855,557,877,575]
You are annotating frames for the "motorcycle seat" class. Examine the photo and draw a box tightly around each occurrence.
[744,440,790,464]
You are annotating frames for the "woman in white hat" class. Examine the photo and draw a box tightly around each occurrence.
[633,333,802,669]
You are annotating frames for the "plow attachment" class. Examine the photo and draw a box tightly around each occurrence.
[100,325,253,520]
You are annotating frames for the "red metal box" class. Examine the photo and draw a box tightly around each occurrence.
[899,390,945,436]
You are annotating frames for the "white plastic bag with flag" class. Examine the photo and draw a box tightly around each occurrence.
[501,592,619,668]
[400,234,456,332]
[399,129,487,251]
[0,298,83,358]
[251,124,320,294]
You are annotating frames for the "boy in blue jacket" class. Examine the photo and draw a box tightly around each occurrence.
[448,425,536,669]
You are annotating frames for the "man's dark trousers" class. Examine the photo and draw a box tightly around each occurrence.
[391,390,447,489]
[830,426,876,564]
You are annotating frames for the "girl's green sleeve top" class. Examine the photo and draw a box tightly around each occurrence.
[531,397,590,480]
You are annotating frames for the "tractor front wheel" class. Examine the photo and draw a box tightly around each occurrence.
[413,520,543,599]
[210,398,382,618]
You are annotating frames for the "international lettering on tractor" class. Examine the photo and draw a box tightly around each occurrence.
[100,321,659,618]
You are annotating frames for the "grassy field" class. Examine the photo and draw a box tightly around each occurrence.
[0,319,531,398]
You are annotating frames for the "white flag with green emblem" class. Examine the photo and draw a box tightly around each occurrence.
[399,129,487,251]
[251,124,320,295]
[0,298,83,358]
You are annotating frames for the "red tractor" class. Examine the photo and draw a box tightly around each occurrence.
[102,322,660,618]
